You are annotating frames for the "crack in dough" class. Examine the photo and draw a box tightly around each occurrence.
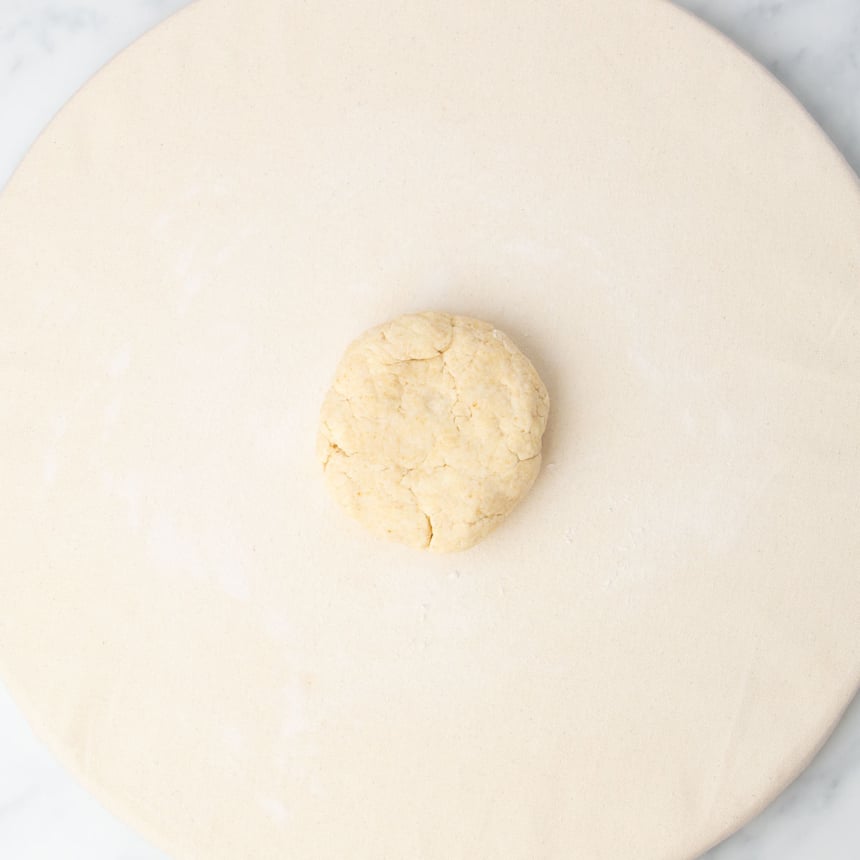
[318,312,550,552]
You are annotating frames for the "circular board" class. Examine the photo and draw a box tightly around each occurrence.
[1,1,859,858]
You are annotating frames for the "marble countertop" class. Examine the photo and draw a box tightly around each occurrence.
[1,1,858,857]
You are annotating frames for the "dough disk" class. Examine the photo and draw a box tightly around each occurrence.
[318,312,550,552]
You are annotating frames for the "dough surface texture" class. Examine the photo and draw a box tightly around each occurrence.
[318,312,550,551]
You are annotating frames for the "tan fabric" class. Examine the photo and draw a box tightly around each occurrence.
[0,1,858,858]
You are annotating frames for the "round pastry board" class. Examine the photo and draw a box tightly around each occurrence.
[1,1,859,858]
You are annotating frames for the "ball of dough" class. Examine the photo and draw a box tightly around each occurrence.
[318,312,550,552]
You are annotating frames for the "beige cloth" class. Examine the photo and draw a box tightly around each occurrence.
[0,0,858,858]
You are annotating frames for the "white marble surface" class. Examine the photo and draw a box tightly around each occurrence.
[0,0,858,857]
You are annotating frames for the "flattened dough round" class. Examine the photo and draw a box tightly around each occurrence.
[318,312,550,552]
[1,1,859,860]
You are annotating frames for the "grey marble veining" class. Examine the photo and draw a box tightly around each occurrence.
[0,0,189,187]
[704,693,860,859]
[677,0,860,174]
[0,1,858,858]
